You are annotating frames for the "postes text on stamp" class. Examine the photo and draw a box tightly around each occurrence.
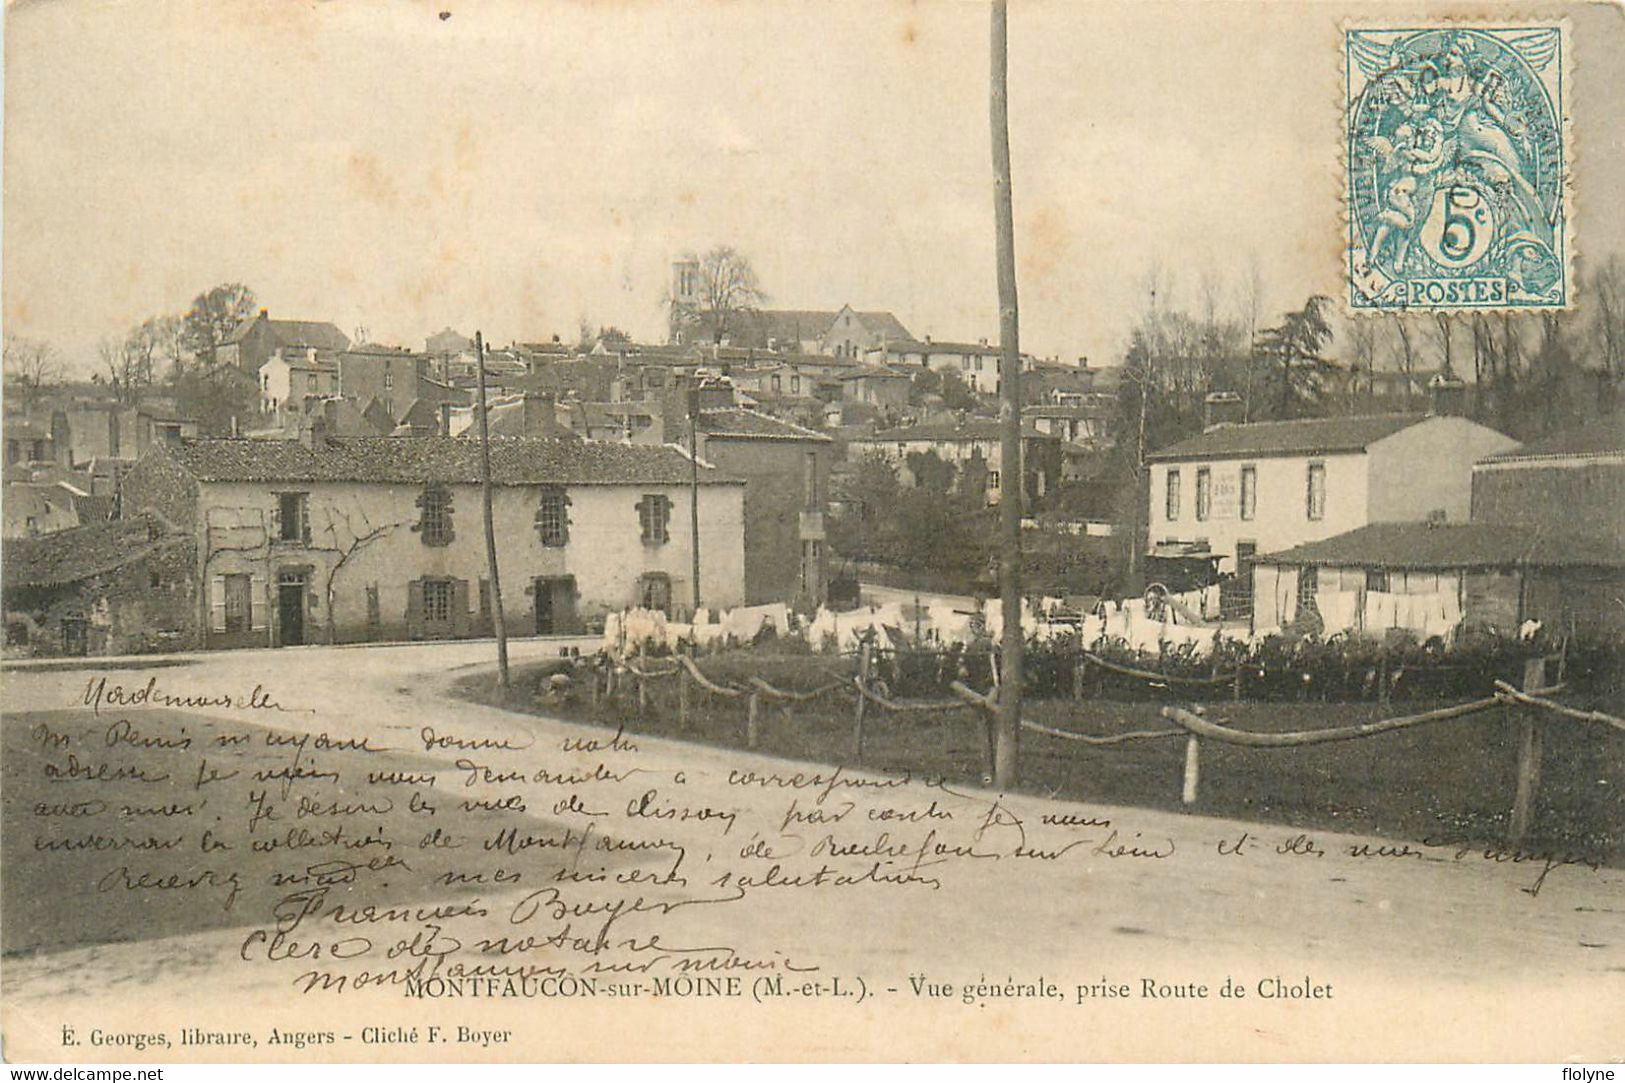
[1345,25,1568,312]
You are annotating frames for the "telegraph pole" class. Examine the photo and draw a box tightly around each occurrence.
[474,331,510,689]
[990,0,1023,789]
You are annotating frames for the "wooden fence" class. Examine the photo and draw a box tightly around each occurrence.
[597,645,1621,848]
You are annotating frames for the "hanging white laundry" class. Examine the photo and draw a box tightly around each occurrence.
[1316,587,1361,637]
[1363,591,1397,636]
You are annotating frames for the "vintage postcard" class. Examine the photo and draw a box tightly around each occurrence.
[2,0,1622,1065]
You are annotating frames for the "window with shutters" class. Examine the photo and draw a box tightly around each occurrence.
[535,487,570,547]
[277,492,308,544]
[223,574,252,633]
[639,572,672,614]
[416,485,454,546]
[1240,465,1257,521]
[1306,462,1327,521]
[637,493,671,546]
[1196,468,1212,521]
[422,579,453,624]
[1165,470,1181,520]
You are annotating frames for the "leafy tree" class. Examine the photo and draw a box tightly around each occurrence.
[909,367,981,411]
[1254,295,1336,419]
[183,283,257,365]
[828,452,901,561]
[904,449,957,494]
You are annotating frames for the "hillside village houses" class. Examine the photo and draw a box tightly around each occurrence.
[849,419,1062,505]
[218,309,350,376]
[873,338,1033,396]
[111,434,745,648]
[3,270,1136,658]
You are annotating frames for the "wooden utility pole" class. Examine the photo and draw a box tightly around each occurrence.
[990,0,1023,790]
[474,331,510,690]
[688,386,703,612]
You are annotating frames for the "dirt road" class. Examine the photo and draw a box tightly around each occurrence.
[2,641,1620,1061]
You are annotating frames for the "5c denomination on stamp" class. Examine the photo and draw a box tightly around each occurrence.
[1345,25,1569,311]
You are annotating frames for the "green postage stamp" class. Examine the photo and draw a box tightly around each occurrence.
[1345,25,1570,311]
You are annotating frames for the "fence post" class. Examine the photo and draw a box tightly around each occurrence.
[1182,735,1201,805]
[1072,659,1085,701]
[589,663,600,709]
[981,703,997,785]
[747,690,761,750]
[677,664,690,730]
[636,656,649,714]
[1232,663,1243,703]
[1508,656,1546,847]
[853,639,872,762]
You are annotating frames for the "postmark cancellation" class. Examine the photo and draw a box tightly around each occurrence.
[1345,24,1570,312]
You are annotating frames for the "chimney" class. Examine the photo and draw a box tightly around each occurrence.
[439,402,453,437]
[299,413,328,449]
[1428,373,1467,417]
[1203,391,1245,431]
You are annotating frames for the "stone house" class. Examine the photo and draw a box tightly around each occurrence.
[2,516,196,657]
[848,419,1060,506]
[119,435,745,648]
[219,310,350,377]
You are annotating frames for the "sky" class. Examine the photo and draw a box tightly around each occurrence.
[4,0,1623,376]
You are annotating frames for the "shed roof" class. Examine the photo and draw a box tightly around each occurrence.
[2,516,181,590]
[152,436,740,486]
[1477,414,1625,464]
[1255,522,1625,570]
[1147,414,1429,462]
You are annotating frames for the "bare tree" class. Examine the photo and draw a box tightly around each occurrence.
[1388,314,1418,408]
[669,246,766,345]
[1233,255,1263,421]
[1345,317,1379,412]
[1431,313,1457,377]
[3,334,63,409]
[1588,255,1624,377]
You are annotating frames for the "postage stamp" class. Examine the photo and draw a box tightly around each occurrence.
[1345,25,1569,311]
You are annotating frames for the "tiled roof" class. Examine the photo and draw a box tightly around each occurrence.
[867,420,1050,442]
[1024,404,1112,418]
[839,366,913,380]
[227,315,350,352]
[1477,414,1624,463]
[885,339,997,356]
[697,407,831,442]
[154,436,739,486]
[1147,414,1429,462]
[852,311,914,342]
[1257,522,1625,570]
[3,517,182,590]
[70,493,117,524]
